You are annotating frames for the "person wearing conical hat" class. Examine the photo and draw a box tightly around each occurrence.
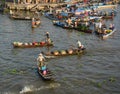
[37,53,45,70]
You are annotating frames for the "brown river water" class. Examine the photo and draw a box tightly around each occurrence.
[0,5,120,94]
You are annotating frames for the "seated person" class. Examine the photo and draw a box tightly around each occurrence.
[109,24,114,30]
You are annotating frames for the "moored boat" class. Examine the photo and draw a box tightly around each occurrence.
[44,12,58,20]
[53,20,66,27]
[12,41,54,48]
[102,16,113,19]
[42,47,86,59]
[10,15,32,20]
[53,20,92,33]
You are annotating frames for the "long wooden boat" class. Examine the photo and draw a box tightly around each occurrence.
[53,20,66,27]
[12,41,54,48]
[102,16,113,19]
[42,47,86,59]
[44,12,58,20]
[10,15,32,20]
[97,5,117,10]
[95,28,116,39]
[37,67,53,80]
[53,20,92,33]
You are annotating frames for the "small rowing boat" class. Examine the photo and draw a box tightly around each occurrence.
[37,67,53,80]
[12,41,54,48]
[102,29,116,39]
[42,47,86,59]
[95,28,116,39]
[32,20,41,28]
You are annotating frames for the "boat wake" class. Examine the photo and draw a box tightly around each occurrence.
[20,85,33,94]
[20,83,60,93]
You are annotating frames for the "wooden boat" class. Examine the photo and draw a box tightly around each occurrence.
[44,12,58,20]
[32,19,41,28]
[53,20,92,33]
[97,4,117,9]
[102,16,113,19]
[12,41,54,48]
[95,28,116,39]
[42,47,86,59]
[76,28,92,33]
[10,15,32,20]
[37,67,53,80]
[74,24,93,33]
[53,20,66,28]
[102,29,116,39]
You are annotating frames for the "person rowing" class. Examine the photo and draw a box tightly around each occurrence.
[109,23,114,30]
[45,32,50,39]
[32,17,35,26]
[37,53,46,70]
[77,40,84,49]
[45,32,52,44]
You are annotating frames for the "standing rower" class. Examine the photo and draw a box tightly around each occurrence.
[37,53,46,70]
[77,40,84,49]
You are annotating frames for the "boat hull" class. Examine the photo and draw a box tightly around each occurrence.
[37,68,53,81]
[10,15,32,20]
[43,48,86,58]
[95,28,116,39]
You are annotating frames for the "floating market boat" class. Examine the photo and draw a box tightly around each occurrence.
[42,47,86,58]
[53,20,92,33]
[102,15,114,19]
[53,20,66,28]
[10,15,32,20]
[37,67,53,80]
[12,41,54,48]
[95,28,116,39]
[44,12,58,20]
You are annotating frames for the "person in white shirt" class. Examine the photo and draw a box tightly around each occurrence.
[37,53,45,70]
[77,40,84,49]
[98,21,102,33]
